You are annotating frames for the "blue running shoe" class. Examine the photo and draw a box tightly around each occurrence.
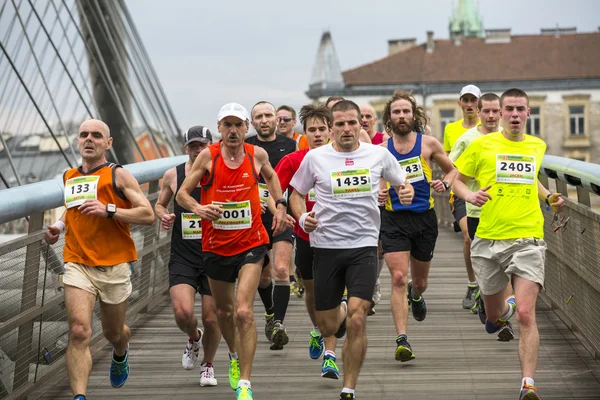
[309,330,324,360]
[395,334,416,362]
[321,354,339,379]
[109,347,130,388]
[73,396,86,400]
[485,295,516,341]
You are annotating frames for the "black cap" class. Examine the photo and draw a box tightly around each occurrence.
[184,125,212,146]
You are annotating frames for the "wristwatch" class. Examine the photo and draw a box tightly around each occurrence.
[442,181,450,191]
[275,198,288,208]
[106,203,116,218]
[544,193,552,206]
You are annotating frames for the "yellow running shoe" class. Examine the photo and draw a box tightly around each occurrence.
[228,355,240,390]
[236,385,253,399]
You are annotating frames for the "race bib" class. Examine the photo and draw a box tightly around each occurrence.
[181,213,202,239]
[330,169,371,198]
[64,176,99,209]
[307,189,317,203]
[212,201,252,230]
[496,154,536,184]
[399,156,424,183]
[258,183,269,204]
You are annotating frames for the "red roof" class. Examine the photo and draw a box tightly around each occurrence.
[342,32,600,85]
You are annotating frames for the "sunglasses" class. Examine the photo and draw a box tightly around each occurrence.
[278,117,293,123]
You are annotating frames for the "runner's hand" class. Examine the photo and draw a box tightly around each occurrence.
[548,193,565,213]
[429,179,446,193]
[272,204,288,236]
[261,202,267,214]
[161,213,176,230]
[467,185,492,207]
[378,188,388,205]
[302,211,318,233]
[398,183,414,206]
[194,204,223,221]
[78,199,108,217]
[44,226,60,245]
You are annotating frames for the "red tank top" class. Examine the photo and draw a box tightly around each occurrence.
[372,132,384,145]
[200,142,269,256]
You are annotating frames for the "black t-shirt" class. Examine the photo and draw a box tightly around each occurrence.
[245,134,297,174]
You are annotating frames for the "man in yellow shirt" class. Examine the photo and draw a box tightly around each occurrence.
[443,84,481,311]
[452,88,564,400]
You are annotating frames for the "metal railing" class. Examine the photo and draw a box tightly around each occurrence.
[0,155,186,399]
[433,154,600,361]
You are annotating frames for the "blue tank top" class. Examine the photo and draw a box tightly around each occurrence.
[385,134,434,213]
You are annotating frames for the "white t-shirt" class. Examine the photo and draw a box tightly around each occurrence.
[290,142,407,248]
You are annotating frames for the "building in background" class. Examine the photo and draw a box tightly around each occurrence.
[306,0,600,163]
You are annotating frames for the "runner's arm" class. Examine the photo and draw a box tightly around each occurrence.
[537,181,565,213]
[452,173,491,207]
[176,148,211,214]
[44,211,66,244]
[429,136,458,192]
[155,168,176,230]
[114,167,155,225]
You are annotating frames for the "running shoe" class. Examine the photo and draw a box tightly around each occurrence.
[485,295,516,341]
[519,384,542,399]
[321,354,339,379]
[473,289,486,324]
[73,396,86,400]
[462,284,479,310]
[270,321,289,350]
[340,393,355,399]
[368,300,376,316]
[395,334,415,362]
[182,329,202,370]
[407,281,427,321]
[373,278,382,305]
[236,385,253,400]
[228,355,240,391]
[334,298,348,339]
[290,281,302,297]
[200,362,217,387]
[309,330,324,359]
[109,346,130,388]
[264,313,275,341]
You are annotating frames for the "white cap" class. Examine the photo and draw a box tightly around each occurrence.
[217,103,249,122]
[459,84,482,99]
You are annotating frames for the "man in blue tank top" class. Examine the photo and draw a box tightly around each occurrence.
[379,90,457,362]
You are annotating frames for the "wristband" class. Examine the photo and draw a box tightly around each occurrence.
[442,181,450,191]
[298,212,310,233]
[51,220,66,233]
[545,193,552,206]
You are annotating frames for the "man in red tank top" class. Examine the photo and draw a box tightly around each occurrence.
[44,119,154,399]
[359,104,384,145]
[176,103,292,400]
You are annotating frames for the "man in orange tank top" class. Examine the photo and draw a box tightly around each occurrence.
[176,103,293,400]
[44,119,154,400]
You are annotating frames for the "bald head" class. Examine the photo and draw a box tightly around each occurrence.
[79,119,110,138]
[359,104,377,135]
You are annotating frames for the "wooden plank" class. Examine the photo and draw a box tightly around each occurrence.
[29,228,600,400]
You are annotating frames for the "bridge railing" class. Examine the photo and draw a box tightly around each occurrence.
[433,155,600,361]
[0,156,186,399]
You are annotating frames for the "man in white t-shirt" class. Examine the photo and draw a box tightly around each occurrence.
[289,100,414,400]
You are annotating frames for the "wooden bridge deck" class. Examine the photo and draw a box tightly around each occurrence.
[31,228,600,400]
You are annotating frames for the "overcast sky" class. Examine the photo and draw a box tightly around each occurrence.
[128,0,599,137]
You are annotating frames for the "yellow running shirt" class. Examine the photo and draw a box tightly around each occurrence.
[443,118,480,152]
[454,131,546,240]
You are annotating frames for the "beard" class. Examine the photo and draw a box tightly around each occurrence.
[257,124,276,138]
[390,118,414,136]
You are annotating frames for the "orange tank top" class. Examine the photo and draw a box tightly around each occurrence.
[200,142,269,256]
[63,163,137,266]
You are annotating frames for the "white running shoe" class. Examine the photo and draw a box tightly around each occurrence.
[372,278,382,305]
[200,362,218,386]
[182,329,202,370]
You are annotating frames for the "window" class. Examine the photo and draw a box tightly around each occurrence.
[376,111,383,133]
[569,106,585,136]
[526,107,541,136]
[440,109,455,135]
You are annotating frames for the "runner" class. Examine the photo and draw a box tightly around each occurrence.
[246,101,297,350]
[176,102,292,400]
[277,105,309,150]
[289,100,414,399]
[273,103,343,378]
[326,97,372,144]
[379,90,457,362]
[444,84,482,311]
[452,88,564,400]
[44,119,154,400]
[155,125,222,386]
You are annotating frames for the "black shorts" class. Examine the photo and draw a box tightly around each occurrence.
[451,195,467,222]
[202,245,270,283]
[168,260,211,296]
[294,236,314,281]
[262,214,295,249]
[313,246,377,311]
[380,208,438,262]
[467,216,479,241]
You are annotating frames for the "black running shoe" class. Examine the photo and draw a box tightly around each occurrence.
[339,392,355,399]
[407,281,427,322]
[334,298,348,339]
